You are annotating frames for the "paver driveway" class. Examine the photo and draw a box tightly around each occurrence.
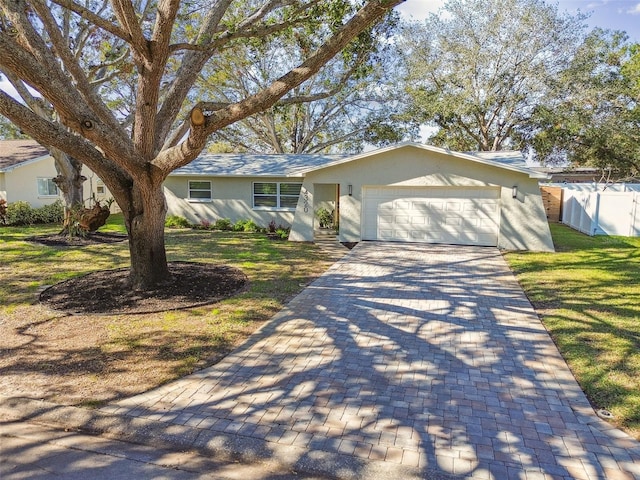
[104,243,640,479]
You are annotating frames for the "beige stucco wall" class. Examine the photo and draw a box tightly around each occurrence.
[0,172,6,202]
[2,155,116,209]
[3,156,61,207]
[164,175,302,228]
[290,145,554,251]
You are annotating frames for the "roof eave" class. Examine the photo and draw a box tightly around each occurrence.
[0,154,52,173]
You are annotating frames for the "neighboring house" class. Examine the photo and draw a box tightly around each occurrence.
[0,139,111,208]
[533,166,640,184]
[166,142,555,252]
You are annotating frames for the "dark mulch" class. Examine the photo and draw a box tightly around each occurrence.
[40,262,248,315]
[28,232,128,247]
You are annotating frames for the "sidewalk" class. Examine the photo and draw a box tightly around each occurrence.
[0,420,311,479]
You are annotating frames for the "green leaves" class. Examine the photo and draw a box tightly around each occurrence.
[399,0,586,152]
[530,30,639,179]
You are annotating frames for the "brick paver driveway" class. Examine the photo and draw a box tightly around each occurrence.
[106,243,640,479]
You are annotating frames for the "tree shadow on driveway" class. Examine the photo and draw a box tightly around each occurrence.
[70,244,640,478]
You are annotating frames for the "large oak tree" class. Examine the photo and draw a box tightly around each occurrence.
[530,31,640,180]
[399,0,585,152]
[0,0,403,289]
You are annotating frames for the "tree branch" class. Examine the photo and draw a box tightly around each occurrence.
[111,0,150,61]
[0,30,137,170]
[155,0,321,149]
[30,0,124,134]
[0,89,133,206]
[48,0,130,42]
[152,0,234,145]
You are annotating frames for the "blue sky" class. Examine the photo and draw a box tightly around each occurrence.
[397,0,640,42]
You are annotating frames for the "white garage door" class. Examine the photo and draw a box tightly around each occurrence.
[362,187,501,246]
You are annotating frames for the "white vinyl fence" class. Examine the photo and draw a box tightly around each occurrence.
[561,188,640,237]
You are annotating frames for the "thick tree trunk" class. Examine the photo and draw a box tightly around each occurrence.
[51,151,86,205]
[51,152,87,234]
[125,183,170,290]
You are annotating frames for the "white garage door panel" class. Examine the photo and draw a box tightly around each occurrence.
[363,187,500,246]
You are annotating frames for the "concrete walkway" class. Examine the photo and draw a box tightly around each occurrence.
[2,242,639,479]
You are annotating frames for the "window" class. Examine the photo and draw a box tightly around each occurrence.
[96,179,105,195]
[188,180,212,201]
[37,178,58,197]
[253,182,302,210]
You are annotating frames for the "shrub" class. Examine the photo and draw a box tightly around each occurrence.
[316,207,333,228]
[36,200,64,224]
[233,218,263,233]
[5,201,36,225]
[275,227,290,240]
[192,218,211,230]
[165,215,191,228]
[213,218,232,231]
[268,219,277,233]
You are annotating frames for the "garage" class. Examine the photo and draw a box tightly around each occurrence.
[362,186,501,246]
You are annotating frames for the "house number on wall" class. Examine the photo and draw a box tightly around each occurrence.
[303,189,309,213]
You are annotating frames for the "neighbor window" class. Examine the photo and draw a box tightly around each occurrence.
[96,179,105,195]
[253,182,302,210]
[37,178,58,197]
[188,180,212,201]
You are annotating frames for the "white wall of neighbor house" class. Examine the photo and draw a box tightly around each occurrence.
[0,172,6,201]
[2,156,60,207]
[1,156,117,210]
[291,145,554,251]
[163,175,303,228]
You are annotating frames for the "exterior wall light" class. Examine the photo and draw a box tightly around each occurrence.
[512,185,518,198]
[348,184,353,196]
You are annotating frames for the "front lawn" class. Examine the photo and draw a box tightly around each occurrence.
[504,224,640,439]
[0,214,336,406]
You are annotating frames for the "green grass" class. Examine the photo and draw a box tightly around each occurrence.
[505,224,640,438]
[0,214,335,405]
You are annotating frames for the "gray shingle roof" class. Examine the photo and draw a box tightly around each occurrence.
[0,140,49,171]
[155,143,547,180]
[172,153,349,177]
[465,150,528,168]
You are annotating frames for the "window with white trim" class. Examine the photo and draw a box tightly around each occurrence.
[253,182,302,210]
[37,178,58,197]
[96,179,106,195]
[188,180,212,201]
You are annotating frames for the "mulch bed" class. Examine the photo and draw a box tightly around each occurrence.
[40,262,248,315]
[28,232,128,247]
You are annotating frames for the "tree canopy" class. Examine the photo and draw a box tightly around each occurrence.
[398,0,586,152]
[529,30,639,180]
[199,12,411,153]
[0,0,403,288]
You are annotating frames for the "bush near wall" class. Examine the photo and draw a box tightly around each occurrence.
[165,215,290,240]
[4,200,65,226]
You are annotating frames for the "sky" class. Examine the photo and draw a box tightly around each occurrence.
[396,0,640,42]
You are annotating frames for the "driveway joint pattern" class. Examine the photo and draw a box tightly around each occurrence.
[96,242,640,479]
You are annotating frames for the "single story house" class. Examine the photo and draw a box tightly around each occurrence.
[0,139,111,208]
[166,142,555,251]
